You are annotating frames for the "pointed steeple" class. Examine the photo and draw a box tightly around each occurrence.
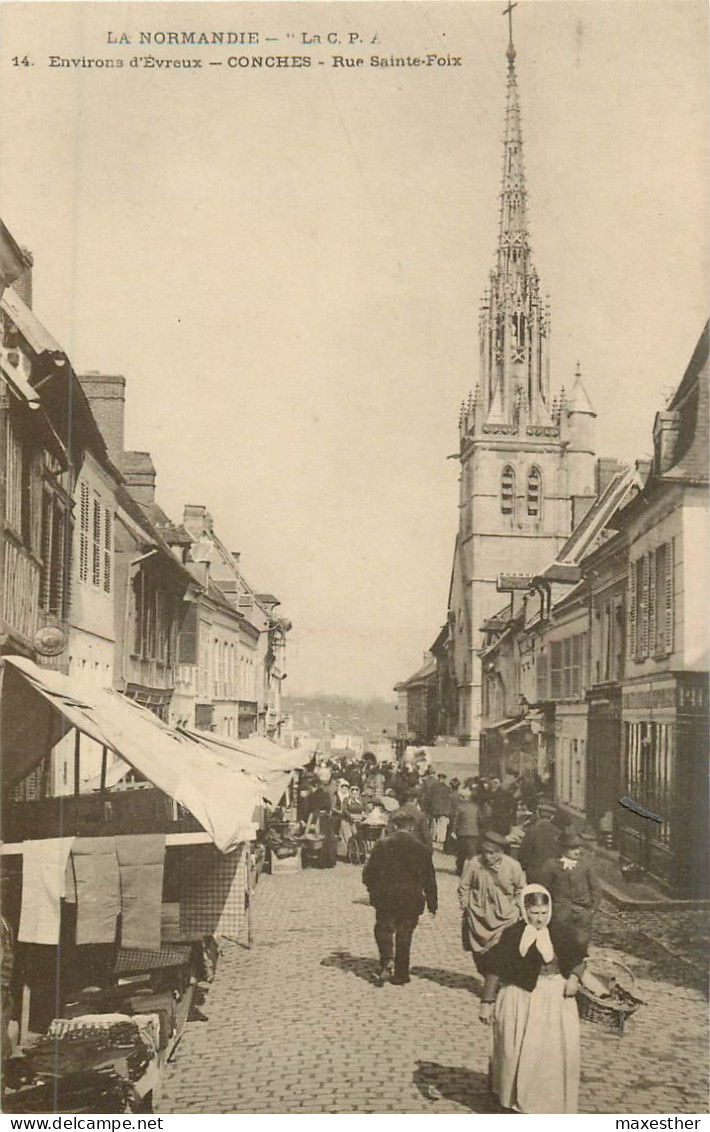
[498,5,530,285]
[476,5,551,430]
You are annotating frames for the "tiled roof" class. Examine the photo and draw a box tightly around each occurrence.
[661,323,709,485]
[395,655,437,690]
[555,468,638,565]
[160,523,193,546]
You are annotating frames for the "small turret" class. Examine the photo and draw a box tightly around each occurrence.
[563,364,597,497]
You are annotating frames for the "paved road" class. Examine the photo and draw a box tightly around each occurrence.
[160,855,708,1114]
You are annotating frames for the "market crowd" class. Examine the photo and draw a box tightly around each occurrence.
[266,749,604,1115]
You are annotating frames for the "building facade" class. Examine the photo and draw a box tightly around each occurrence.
[616,325,709,896]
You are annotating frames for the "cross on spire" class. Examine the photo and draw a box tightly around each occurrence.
[503,1,518,63]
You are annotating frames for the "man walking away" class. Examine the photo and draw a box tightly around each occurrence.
[453,784,482,876]
[362,811,438,986]
[388,787,432,850]
[429,774,453,850]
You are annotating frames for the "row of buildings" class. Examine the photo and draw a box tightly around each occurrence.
[395,26,708,897]
[0,221,291,798]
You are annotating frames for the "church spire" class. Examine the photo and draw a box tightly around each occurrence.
[472,4,551,432]
[498,3,530,285]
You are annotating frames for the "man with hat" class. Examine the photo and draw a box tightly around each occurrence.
[458,829,526,974]
[388,787,431,851]
[539,828,601,948]
[362,811,438,986]
[518,800,562,884]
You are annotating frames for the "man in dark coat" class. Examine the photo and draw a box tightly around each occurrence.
[363,811,438,985]
[387,787,431,851]
[538,829,601,948]
[453,785,482,875]
[488,778,518,836]
[518,800,561,883]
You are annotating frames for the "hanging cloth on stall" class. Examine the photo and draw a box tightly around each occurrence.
[178,843,248,942]
[115,835,165,951]
[18,838,74,945]
[72,838,121,945]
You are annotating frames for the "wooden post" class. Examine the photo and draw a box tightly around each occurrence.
[100,746,108,794]
[246,845,254,949]
[73,730,81,797]
[19,985,30,1047]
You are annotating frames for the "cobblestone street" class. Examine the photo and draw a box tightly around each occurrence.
[160,855,709,1115]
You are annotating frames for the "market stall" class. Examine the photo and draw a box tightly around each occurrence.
[0,656,310,1112]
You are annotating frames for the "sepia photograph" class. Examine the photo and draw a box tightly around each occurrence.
[0,0,707,1118]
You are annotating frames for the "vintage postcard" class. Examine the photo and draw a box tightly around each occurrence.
[0,0,707,1120]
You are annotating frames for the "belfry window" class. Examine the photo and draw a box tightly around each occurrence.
[501,465,516,516]
[527,466,542,517]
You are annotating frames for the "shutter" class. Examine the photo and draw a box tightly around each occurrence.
[571,634,581,697]
[648,549,656,657]
[627,563,636,662]
[177,602,200,661]
[30,455,43,554]
[665,539,674,655]
[40,492,52,610]
[103,508,112,593]
[562,637,572,698]
[550,640,562,699]
[92,498,102,587]
[51,502,65,616]
[79,482,90,583]
[641,553,650,659]
[536,651,549,701]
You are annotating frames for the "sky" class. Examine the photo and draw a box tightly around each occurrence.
[0,1,707,698]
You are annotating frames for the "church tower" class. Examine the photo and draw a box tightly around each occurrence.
[449,8,597,756]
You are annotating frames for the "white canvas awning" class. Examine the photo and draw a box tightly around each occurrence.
[0,657,309,854]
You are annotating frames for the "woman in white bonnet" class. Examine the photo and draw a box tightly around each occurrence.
[478,883,586,1113]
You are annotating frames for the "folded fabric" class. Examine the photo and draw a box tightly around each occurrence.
[72,838,121,945]
[115,835,166,951]
[18,838,74,945]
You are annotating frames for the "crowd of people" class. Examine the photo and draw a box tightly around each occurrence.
[286,749,602,1115]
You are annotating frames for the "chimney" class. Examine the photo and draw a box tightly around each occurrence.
[183,504,213,539]
[10,247,34,308]
[79,372,126,463]
[231,551,241,566]
[121,451,156,505]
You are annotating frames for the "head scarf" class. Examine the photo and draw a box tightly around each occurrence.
[519,883,554,963]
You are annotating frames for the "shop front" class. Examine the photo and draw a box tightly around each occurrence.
[620,672,709,897]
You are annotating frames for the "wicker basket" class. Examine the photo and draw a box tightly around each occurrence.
[357,823,386,843]
[577,956,644,1037]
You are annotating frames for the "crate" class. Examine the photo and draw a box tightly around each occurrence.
[270,848,302,874]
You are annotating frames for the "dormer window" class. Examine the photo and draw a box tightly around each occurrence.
[527,466,542,518]
[501,465,516,516]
